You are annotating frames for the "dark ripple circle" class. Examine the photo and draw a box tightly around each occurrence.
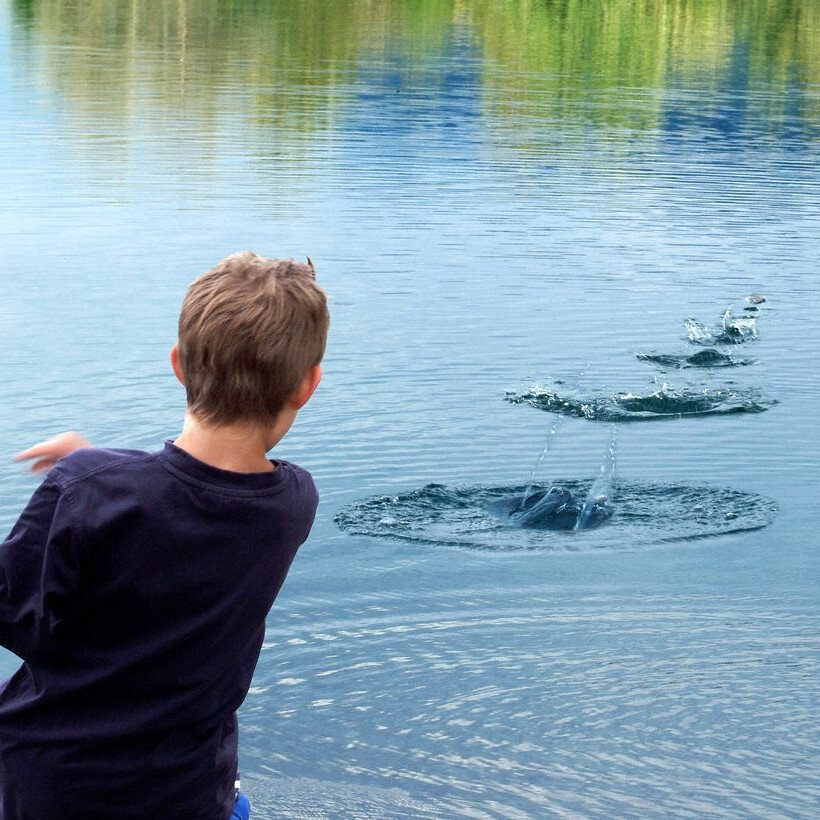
[335,481,779,551]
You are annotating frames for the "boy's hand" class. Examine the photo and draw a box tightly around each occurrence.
[13,432,92,473]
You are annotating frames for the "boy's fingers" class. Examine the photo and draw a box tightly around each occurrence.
[12,433,90,465]
[30,458,54,473]
[12,440,58,462]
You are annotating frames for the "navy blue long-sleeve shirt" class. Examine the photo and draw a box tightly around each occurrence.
[0,441,318,819]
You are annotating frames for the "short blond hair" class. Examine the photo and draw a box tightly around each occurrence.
[177,251,329,427]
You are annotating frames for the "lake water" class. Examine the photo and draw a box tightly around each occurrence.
[1,1,819,816]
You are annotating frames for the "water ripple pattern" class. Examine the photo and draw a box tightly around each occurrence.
[239,588,819,818]
[335,481,778,551]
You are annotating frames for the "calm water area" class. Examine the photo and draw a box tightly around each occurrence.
[1,1,819,816]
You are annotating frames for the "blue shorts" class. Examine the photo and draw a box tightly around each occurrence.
[231,792,251,820]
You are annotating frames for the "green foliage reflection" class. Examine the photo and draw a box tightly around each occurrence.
[13,0,819,143]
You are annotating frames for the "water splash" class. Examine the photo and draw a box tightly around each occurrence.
[520,421,561,510]
[684,309,758,345]
[722,308,758,341]
[335,481,778,552]
[636,349,756,369]
[505,383,777,421]
[518,363,594,510]
[575,424,617,530]
[487,486,613,531]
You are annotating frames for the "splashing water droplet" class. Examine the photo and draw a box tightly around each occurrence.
[575,424,617,531]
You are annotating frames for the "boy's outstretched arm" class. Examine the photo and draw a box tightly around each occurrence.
[0,474,80,661]
[0,434,87,659]
[13,432,91,473]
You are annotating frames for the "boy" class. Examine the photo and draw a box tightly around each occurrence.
[0,252,328,818]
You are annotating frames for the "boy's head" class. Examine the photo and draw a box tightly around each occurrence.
[175,251,329,428]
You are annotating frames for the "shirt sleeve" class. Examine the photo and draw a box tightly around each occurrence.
[297,470,320,546]
[0,476,80,661]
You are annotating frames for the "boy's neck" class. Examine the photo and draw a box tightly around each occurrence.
[173,411,293,474]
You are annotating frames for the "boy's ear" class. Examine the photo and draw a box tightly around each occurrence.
[170,344,186,387]
[289,365,322,411]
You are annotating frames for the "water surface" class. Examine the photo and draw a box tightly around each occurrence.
[1,1,818,816]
